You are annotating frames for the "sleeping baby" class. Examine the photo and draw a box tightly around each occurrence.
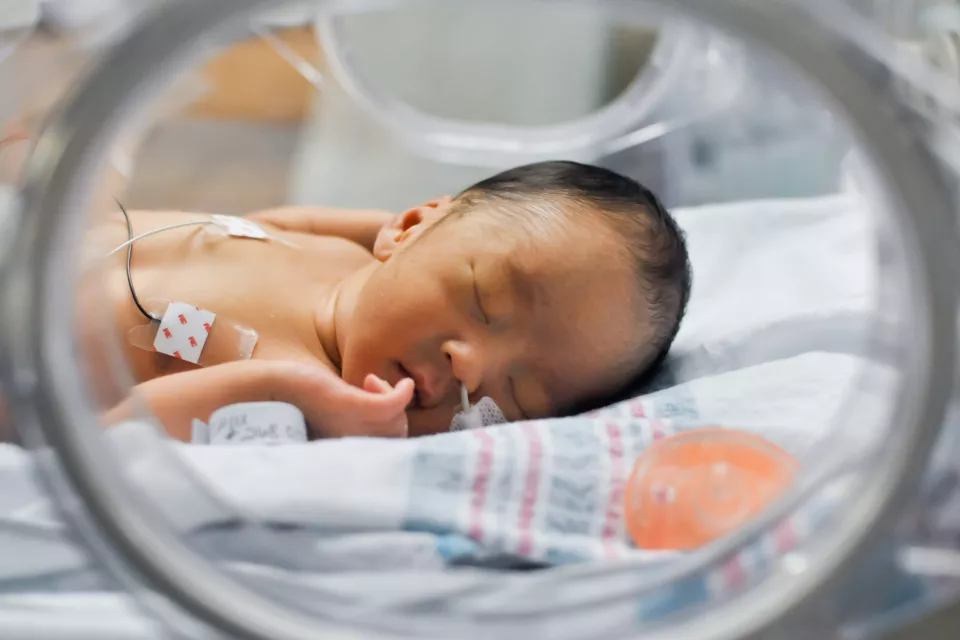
[81,161,692,441]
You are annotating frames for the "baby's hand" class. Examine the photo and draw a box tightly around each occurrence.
[101,359,414,442]
[269,363,415,439]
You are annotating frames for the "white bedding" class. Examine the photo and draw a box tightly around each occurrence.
[667,192,875,381]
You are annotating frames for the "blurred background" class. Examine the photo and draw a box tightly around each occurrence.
[0,0,846,215]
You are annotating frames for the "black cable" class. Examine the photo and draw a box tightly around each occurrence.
[116,199,161,323]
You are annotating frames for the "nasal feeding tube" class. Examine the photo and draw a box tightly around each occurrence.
[109,212,296,366]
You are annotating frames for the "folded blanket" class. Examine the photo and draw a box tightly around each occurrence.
[0,350,879,584]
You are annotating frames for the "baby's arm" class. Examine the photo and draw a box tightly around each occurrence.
[102,361,275,442]
[102,360,414,442]
[246,207,396,252]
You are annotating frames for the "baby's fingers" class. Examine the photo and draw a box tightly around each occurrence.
[329,377,412,438]
[339,376,414,415]
[380,378,415,410]
[362,373,393,395]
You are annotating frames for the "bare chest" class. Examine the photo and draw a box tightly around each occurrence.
[78,211,371,397]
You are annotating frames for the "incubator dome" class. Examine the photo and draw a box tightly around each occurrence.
[0,1,958,639]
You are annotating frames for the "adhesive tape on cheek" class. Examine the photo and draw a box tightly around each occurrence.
[128,299,259,366]
[450,397,506,432]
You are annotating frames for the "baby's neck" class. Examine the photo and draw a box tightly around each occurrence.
[315,261,378,374]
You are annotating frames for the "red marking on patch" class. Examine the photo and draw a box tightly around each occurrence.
[203,322,212,333]
[178,314,187,325]
[173,351,182,359]
[163,328,172,339]
[188,336,198,348]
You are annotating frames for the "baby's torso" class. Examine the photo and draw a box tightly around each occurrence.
[78,210,372,405]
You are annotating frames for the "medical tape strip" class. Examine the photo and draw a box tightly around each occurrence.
[208,214,299,249]
[211,214,269,240]
[129,299,259,366]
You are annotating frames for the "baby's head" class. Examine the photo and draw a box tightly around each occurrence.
[343,161,691,436]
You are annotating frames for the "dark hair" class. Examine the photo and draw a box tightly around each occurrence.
[455,160,692,412]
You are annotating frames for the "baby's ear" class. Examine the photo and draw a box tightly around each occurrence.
[372,196,452,262]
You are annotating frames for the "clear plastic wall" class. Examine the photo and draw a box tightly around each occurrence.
[0,1,958,639]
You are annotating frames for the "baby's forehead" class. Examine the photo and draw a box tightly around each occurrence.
[474,196,609,235]
[493,239,639,325]
[492,215,627,279]
[451,201,636,302]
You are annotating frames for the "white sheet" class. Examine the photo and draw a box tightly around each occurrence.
[666,192,876,383]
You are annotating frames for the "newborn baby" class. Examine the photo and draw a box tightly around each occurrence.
[89,161,691,440]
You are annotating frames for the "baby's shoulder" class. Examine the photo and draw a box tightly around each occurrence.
[275,230,375,270]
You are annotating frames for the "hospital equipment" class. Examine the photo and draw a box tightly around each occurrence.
[450,387,505,432]
[1,1,960,639]
[107,206,285,365]
[190,401,308,445]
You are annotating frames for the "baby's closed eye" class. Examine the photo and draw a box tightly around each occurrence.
[470,263,490,325]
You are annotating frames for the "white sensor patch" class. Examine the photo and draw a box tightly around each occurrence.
[152,302,216,364]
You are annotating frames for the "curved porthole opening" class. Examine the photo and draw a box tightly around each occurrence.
[0,2,957,640]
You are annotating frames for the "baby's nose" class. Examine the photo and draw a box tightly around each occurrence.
[442,339,485,396]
